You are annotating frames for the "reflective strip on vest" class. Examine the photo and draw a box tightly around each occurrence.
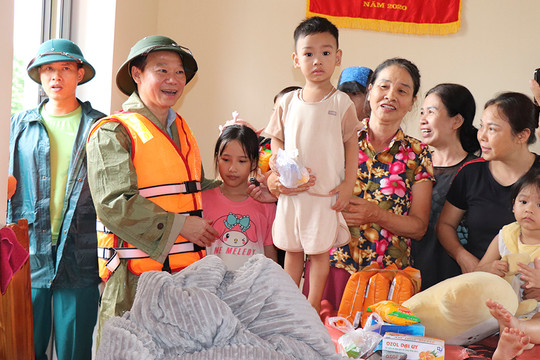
[139,181,201,198]
[96,221,112,234]
[97,242,196,273]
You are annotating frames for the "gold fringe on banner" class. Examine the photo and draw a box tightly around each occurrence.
[307,1,462,35]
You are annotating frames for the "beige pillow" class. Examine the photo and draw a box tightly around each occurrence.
[403,272,518,340]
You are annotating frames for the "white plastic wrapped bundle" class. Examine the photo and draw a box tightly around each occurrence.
[275,148,309,188]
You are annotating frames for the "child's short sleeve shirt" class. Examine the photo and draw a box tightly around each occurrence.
[203,187,276,270]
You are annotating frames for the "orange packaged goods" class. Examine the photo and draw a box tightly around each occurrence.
[338,263,379,326]
[338,263,422,328]
[258,146,272,173]
[360,269,395,327]
[368,300,420,326]
[389,266,421,304]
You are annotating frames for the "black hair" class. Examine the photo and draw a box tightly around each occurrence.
[338,82,367,94]
[511,167,540,205]
[130,55,148,74]
[369,58,421,97]
[425,83,480,154]
[294,16,339,50]
[484,92,538,145]
[214,125,260,175]
[273,86,302,104]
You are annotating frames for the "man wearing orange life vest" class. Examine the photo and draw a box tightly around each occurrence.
[86,35,220,343]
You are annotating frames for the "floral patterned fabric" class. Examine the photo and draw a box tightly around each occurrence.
[330,119,434,274]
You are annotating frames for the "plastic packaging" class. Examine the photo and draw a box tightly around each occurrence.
[338,263,380,326]
[275,148,309,188]
[328,315,383,359]
[338,264,422,329]
[367,300,420,326]
[258,146,272,173]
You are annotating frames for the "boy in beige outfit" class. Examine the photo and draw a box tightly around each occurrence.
[265,16,358,313]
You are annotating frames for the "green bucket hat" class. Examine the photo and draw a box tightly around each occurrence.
[27,38,95,85]
[116,35,198,96]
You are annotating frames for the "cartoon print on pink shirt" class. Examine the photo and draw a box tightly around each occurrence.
[214,213,257,248]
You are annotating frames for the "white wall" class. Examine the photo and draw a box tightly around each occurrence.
[73,0,160,114]
[109,1,160,109]
[1,0,14,226]
[151,0,540,172]
[72,0,117,115]
[156,0,306,175]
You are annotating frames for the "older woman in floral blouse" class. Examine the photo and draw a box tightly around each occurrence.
[321,58,434,309]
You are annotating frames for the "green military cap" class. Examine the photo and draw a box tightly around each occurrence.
[27,38,95,85]
[116,35,198,95]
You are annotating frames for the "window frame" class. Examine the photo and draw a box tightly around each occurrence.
[38,0,73,103]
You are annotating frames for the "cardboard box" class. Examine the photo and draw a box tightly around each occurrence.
[382,332,444,360]
[381,351,407,360]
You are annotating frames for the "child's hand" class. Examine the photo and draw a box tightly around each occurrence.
[518,258,540,289]
[268,168,316,197]
[486,259,509,277]
[248,174,278,203]
[330,182,353,212]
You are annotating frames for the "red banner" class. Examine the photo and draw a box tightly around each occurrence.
[307,0,462,35]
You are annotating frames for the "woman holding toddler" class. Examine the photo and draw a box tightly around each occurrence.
[437,92,540,277]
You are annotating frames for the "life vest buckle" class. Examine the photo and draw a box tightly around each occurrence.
[180,209,203,218]
[182,180,201,194]
[97,246,115,260]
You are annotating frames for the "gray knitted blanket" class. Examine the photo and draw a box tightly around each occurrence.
[97,255,342,359]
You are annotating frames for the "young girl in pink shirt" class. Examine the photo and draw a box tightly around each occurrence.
[203,123,278,270]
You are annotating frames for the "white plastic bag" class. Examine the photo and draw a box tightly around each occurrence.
[328,315,384,359]
[275,148,309,188]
